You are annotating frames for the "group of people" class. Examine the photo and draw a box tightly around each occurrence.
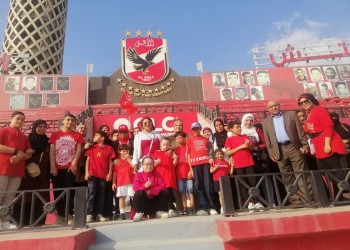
[0,92,349,228]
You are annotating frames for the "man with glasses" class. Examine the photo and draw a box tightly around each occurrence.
[262,100,311,205]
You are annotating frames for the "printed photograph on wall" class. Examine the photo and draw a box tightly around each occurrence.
[4,76,20,92]
[318,82,334,98]
[226,72,240,86]
[309,67,324,82]
[335,81,350,98]
[46,93,60,106]
[235,87,248,100]
[294,68,308,82]
[212,73,226,87]
[220,88,233,101]
[57,76,70,91]
[40,76,54,91]
[250,86,264,100]
[337,65,350,80]
[256,70,270,85]
[303,82,319,98]
[241,71,255,85]
[322,66,339,81]
[22,76,37,91]
[28,93,43,109]
[10,94,25,110]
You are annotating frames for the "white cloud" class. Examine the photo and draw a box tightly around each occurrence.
[260,13,350,66]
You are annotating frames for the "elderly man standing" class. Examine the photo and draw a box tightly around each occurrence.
[262,100,312,205]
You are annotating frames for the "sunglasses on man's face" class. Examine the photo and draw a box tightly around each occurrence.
[298,99,310,106]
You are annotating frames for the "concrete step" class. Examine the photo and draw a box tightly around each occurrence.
[89,215,224,250]
[90,236,223,250]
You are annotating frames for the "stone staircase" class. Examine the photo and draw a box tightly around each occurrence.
[89,215,224,250]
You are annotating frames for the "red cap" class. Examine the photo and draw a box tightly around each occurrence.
[118,124,129,131]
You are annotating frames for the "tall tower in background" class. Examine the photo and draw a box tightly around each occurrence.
[1,0,68,74]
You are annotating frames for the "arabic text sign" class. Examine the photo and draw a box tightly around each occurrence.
[122,37,169,85]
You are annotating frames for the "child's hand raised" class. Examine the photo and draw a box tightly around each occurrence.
[144,177,152,189]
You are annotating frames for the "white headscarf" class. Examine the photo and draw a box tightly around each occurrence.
[241,113,260,143]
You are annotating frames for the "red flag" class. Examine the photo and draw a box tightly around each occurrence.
[119,89,137,114]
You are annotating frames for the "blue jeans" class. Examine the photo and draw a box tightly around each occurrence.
[87,177,106,216]
[192,163,214,211]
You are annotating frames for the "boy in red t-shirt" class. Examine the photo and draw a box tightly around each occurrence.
[49,114,84,224]
[85,130,115,223]
[154,137,178,217]
[210,148,233,214]
[174,131,195,215]
[225,120,263,211]
[186,122,217,216]
[112,144,135,220]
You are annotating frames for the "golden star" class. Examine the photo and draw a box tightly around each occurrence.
[160,85,165,90]
[157,31,163,37]
[135,88,140,93]
[166,82,171,86]
[148,89,153,93]
[122,83,127,87]
[129,92,134,95]
[125,30,131,37]
[141,89,146,93]
[170,78,175,82]
[117,78,123,83]
[146,30,153,37]
[154,88,159,92]
[128,86,133,91]
[136,30,142,37]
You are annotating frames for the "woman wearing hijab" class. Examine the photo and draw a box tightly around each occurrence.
[298,93,347,199]
[212,118,230,161]
[14,120,51,226]
[241,113,275,206]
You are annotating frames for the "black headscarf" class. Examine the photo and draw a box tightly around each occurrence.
[212,117,228,149]
[28,120,49,153]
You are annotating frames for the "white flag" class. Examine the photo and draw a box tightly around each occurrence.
[196,61,203,73]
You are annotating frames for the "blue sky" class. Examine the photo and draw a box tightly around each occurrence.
[0,0,350,76]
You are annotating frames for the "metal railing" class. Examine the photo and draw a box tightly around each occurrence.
[0,186,86,230]
[220,168,350,215]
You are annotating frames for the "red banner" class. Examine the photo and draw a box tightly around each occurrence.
[202,64,350,101]
[93,112,198,135]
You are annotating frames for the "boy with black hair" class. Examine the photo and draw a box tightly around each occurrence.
[186,122,217,216]
[225,120,263,211]
[85,130,115,223]
[49,114,84,224]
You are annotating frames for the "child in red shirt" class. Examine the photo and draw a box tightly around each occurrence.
[174,131,195,215]
[85,130,115,223]
[154,137,178,217]
[210,148,233,214]
[225,120,263,211]
[112,144,135,220]
[187,122,217,216]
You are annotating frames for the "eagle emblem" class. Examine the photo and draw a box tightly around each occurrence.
[122,37,169,85]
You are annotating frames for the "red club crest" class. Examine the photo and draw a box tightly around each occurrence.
[122,37,169,85]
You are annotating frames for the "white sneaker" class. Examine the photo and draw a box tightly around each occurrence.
[248,202,255,213]
[1,220,17,230]
[168,210,177,217]
[209,209,218,215]
[255,202,264,211]
[86,215,94,223]
[133,212,143,222]
[196,210,209,216]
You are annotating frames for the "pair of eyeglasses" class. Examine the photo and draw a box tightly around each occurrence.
[298,99,310,106]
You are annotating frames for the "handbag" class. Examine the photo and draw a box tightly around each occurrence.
[25,152,43,177]
[25,162,41,177]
